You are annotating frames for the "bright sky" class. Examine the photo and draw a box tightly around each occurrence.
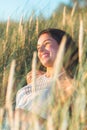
[0,0,70,21]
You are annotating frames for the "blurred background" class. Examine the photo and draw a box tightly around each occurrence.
[0,0,87,21]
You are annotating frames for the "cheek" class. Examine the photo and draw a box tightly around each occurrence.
[50,46,58,56]
[38,52,42,62]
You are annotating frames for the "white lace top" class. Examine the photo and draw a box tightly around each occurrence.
[16,74,52,119]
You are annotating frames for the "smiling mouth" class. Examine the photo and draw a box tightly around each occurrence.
[41,53,49,59]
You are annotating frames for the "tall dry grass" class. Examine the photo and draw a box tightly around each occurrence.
[0,4,87,130]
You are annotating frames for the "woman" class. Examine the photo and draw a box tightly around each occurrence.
[15,28,78,125]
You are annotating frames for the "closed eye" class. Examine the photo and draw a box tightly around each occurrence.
[37,39,52,51]
[44,42,50,47]
[37,42,50,51]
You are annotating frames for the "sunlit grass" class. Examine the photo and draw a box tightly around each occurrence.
[0,4,87,130]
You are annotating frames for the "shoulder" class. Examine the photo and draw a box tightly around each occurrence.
[26,70,45,84]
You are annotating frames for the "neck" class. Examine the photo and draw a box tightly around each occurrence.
[46,67,53,77]
[46,67,65,78]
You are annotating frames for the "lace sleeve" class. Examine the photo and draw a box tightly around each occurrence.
[15,85,32,110]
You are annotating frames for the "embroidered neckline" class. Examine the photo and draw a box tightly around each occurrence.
[44,71,65,78]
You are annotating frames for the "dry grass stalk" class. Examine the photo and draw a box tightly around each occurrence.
[20,113,29,130]
[79,87,86,124]
[36,17,39,35]
[31,52,42,129]
[71,2,77,17]
[29,15,33,28]
[49,36,67,127]
[62,6,66,27]
[71,94,82,130]
[2,40,7,89]
[18,16,25,48]
[6,17,10,38]
[53,35,67,81]
[59,102,69,130]
[5,60,16,108]
[5,60,16,129]
[69,85,86,129]
[18,16,23,36]
[32,51,37,93]
[32,116,40,130]
[59,117,68,130]
[47,115,54,130]
[71,20,74,38]
[0,108,4,130]
[52,12,56,19]
[2,67,6,89]
[2,40,7,53]
[14,110,20,130]
[79,19,83,69]
[2,40,8,102]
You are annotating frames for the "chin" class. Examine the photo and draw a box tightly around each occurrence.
[42,62,53,68]
[40,58,54,67]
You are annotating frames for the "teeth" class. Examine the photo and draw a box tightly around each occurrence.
[42,54,48,58]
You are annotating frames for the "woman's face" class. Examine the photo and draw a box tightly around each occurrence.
[37,33,59,67]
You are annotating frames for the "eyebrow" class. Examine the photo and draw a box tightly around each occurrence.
[37,39,53,47]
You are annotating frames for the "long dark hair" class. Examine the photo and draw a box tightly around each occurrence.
[38,28,78,78]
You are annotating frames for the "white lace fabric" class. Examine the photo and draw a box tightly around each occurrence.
[16,74,52,119]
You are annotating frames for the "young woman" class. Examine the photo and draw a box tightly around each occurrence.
[15,28,78,124]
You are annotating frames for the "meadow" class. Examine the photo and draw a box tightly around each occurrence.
[0,4,87,130]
